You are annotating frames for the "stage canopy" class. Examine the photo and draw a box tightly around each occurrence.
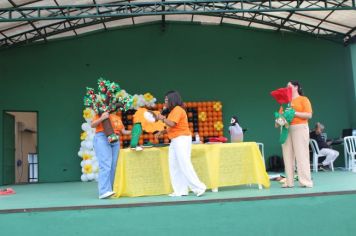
[0,0,356,48]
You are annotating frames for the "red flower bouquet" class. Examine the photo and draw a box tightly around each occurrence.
[270,87,292,105]
[271,86,295,144]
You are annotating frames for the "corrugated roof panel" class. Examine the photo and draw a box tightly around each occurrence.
[93,0,114,4]
[253,13,284,25]
[0,1,13,8]
[222,18,250,27]
[250,22,277,30]
[264,11,291,18]
[166,14,192,22]
[46,30,75,39]
[0,22,24,31]
[319,21,351,34]
[105,18,133,28]
[56,0,92,5]
[0,1,355,46]
[33,19,65,28]
[24,0,55,7]
[193,15,221,25]
[299,0,326,9]
[12,0,41,5]
[133,15,161,24]
[75,23,104,34]
[3,23,34,37]
[296,10,330,19]
[326,10,356,28]
[289,13,323,27]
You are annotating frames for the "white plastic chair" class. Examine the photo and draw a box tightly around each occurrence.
[344,136,356,171]
[309,139,334,172]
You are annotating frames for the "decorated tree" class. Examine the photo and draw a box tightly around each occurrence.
[83,78,133,143]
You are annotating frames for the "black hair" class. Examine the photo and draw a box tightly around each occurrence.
[165,91,184,110]
[289,80,304,96]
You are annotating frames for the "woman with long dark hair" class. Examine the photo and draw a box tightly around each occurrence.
[279,81,313,188]
[155,91,206,197]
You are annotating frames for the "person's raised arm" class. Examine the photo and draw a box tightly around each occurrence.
[91,112,109,128]
[156,113,176,128]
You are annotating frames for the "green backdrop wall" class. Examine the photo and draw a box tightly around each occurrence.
[0,22,354,183]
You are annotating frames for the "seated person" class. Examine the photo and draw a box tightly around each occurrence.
[310,122,339,170]
[229,115,243,143]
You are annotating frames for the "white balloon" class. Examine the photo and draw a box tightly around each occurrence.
[81,123,90,131]
[85,141,93,149]
[81,174,88,182]
[87,134,94,141]
[87,173,95,180]
[78,150,83,157]
[81,141,87,148]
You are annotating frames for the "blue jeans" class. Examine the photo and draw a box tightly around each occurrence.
[93,132,120,196]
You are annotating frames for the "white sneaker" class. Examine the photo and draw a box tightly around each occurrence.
[99,191,115,199]
[196,189,206,197]
[211,188,218,193]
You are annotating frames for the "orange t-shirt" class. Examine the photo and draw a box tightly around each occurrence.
[93,114,124,134]
[290,96,312,125]
[167,106,191,139]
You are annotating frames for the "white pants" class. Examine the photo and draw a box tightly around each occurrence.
[169,135,206,195]
[319,148,339,166]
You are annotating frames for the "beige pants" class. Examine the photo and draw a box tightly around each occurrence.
[282,124,313,187]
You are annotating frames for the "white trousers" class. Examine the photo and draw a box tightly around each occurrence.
[319,148,339,166]
[169,135,206,195]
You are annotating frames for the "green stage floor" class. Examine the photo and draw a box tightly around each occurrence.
[1,171,356,212]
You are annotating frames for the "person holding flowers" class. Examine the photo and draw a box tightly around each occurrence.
[91,111,131,199]
[272,81,313,188]
[84,78,133,199]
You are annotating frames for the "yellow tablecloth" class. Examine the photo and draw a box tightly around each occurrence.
[113,142,270,198]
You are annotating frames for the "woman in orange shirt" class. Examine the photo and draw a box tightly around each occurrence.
[91,111,131,199]
[280,81,313,188]
[156,91,206,197]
